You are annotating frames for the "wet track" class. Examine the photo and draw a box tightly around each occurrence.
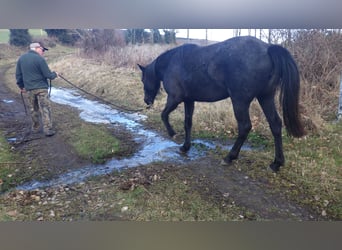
[17,87,249,190]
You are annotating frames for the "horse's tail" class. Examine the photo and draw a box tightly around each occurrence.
[268,45,305,137]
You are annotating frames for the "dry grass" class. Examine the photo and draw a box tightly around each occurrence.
[1,38,341,220]
[80,43,174,70]
[51,44,272,137]
[7,32,341,138]
[51,53,241,137]
[51,55,145,109]
[49,43,341,220]
[5,32,340,139]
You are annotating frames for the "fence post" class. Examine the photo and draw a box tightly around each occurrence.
[338,72,342,120]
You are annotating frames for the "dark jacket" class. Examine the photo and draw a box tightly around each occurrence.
[16,50,57,90]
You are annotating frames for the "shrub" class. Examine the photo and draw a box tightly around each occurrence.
[290,30,342,122]
[45,29,80,45]
[9,29,31,47]
[81,29,126,56]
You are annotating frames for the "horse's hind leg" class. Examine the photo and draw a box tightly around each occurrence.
[257,96,284,172]
[181,101,195,152]
[224,100,252,164]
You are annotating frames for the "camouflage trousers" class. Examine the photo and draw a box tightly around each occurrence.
[27,89,53,133]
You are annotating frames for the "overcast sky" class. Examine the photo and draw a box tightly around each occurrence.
[175,29,258,41]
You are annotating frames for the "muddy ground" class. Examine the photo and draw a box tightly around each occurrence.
[0,63,321,221]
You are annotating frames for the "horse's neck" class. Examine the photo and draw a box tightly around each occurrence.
[155,48,182,80]
[155,44,198,75]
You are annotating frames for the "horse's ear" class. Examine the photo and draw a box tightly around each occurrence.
[137,64,145,72]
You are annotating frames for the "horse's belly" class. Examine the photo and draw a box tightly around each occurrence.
[189,84,229,102]
[195,95,229,102]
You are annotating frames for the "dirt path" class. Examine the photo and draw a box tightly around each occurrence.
[0,63,319,221]
[0,64,90,179]
[182,159,316,220]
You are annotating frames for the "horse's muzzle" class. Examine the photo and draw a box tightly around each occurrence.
[144,97,154,106]
[145,104,153,109]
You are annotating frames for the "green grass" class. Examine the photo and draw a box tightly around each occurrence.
[0,136,14,163]
[0,170,243,221]
[53,49,341,219]
[69,123,121,163]
[0,136,23,192]
[62,169,244,221]
[247,131,270,147]
[1,43,341,221]
[124,179,240,221]
[237,121,342,220]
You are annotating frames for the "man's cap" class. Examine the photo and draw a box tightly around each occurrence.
[30,42,48,51]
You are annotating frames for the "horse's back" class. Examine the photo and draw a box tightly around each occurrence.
[180,36,272,79]
[157,36,279,104]
[217,37,273,94]
[214,36,271,77]
[164,43,229,102]
[172,37,273,101]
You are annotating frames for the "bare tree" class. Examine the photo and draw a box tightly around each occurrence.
[234,29,241,37]
[268,29,272,44]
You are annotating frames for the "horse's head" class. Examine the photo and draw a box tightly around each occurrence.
[138,63,161,107]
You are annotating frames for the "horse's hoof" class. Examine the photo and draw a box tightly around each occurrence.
[221,157,233,166]
[168,129,176,137]
[179,145,190,153]
[220,159,230,166]
[269,163,280,172]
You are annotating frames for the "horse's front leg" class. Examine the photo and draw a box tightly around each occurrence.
[161,97,180,138]
[180,101,195,152]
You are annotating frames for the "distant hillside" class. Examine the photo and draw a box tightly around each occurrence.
[0,29,47,44]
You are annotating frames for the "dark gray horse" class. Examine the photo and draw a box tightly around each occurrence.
[138,36,305,172]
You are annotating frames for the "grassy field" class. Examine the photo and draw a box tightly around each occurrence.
[53,44,342,219]
[0,40,341,220]
[0,29,47,43]
[48,44,342,219]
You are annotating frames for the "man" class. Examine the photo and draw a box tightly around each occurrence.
[16,42,59,136]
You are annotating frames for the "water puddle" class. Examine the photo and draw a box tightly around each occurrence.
[6,137,17,143]
[2,99,14,104]
[17,87,249,191]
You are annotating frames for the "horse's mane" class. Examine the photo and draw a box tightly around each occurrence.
[154,44,198,79]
